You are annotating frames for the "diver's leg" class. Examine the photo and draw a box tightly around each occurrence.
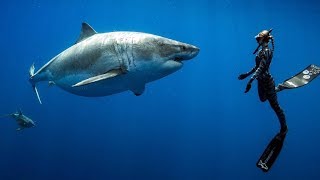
[258,80,267,102]
[267,92,287,134]
[265,76,288,134]
[275,84,285,93]
[274,77,286,93]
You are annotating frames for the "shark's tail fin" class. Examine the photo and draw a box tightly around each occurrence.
[29,63,42,104]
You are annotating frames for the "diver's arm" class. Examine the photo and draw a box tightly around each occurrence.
[244,59,267,93]
[251,59,267,80]
[238,67,257,80]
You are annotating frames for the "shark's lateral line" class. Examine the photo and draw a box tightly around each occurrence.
[29,22,200,103]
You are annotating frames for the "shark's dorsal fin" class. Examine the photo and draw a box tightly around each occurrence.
[75,22,97,44]
[18,109,23,115]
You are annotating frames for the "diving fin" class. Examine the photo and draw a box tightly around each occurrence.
[72,68,125,87]
[276,64,320,92]
[256,132,287,172]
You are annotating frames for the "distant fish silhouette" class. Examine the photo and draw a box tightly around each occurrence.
[1,109,36,131]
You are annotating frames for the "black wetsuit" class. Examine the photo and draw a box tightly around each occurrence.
[241,46,287,133]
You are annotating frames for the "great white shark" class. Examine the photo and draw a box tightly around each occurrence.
[29,22,200,104]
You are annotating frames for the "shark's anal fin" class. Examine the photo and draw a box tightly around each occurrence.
[75,22,97,44]
[72,69,125,87]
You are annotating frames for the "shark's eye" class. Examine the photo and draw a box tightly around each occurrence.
[157,40,165,47]
[181,46,186,50]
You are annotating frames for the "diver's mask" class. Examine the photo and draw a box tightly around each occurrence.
[253,29,273,54]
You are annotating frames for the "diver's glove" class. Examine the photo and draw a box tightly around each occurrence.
[238,74,248,80]
[244,78,254,93]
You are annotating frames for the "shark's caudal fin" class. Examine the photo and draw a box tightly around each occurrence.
[29,63,42,104]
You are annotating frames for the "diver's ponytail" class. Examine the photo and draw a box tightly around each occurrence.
[270,36,275,52]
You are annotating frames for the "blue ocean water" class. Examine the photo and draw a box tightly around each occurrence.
[0,0,320,179]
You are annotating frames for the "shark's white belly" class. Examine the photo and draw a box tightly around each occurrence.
[55,72,135,96]
[53,59,182,97]
[56,74,133,96]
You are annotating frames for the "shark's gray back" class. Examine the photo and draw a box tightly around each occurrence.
[37,32,166,82]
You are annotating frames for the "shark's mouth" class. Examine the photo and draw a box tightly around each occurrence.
[173,57,184,62]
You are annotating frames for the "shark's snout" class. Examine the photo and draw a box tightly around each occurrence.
[174,44,200,61]
[190,45,200,58]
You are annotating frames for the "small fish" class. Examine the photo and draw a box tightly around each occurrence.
[1,109,36,131]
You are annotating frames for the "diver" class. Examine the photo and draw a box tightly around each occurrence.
[0,109,36,131]
[238,29,287,135]
[238,29,320,172]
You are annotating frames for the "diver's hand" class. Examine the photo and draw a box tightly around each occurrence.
[244,79,254,93]
[244,83,251,93]
[238,74,248,80]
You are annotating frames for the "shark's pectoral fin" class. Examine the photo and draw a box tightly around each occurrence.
[72,69,125,87]
[131,84,145,96]
[16,127,24,131]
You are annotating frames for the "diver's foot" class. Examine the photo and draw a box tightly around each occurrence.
[275,84,285,93]
[277,126,288,140]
